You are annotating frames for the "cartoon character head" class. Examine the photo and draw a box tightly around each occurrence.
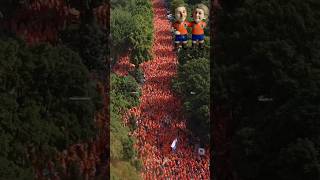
[174,4,187,23]
[192,4,209,23]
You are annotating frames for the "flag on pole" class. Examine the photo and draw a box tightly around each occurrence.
[171,138,178,151]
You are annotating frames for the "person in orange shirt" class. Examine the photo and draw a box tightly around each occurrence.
[190,4,209,49]
[172,3,190,50]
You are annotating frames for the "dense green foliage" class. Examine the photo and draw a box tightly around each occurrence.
[78,21,107,73]
[111,0,153,67]
[130,12,153,66]
[110,7,135,66]
[214,0,320,179]
[173,57,210,144]
[110,73,142,180]
[0,0,108,178]
[0,38,102,179]
[59,18,107,76]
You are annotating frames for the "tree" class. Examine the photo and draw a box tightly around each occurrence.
[173,58,210,144]
[78,20,107,74]
[130,14,153,67]
[110,7,135,66]
[214,0,320,179]
[0,38,103,178]
[59,17,107,75]
[276,138,320,180]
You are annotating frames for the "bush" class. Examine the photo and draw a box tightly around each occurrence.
[130,14,154,66]
[110,8,135,61]
[110,74,140,177]
[111,74,141,109]
[110,0,153,67]
[177,46,210,65]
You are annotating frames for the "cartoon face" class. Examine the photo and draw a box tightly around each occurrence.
[175,6,187,22]
[193,8,205,23]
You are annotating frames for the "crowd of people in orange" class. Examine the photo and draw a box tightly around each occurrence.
[113,0,210,179]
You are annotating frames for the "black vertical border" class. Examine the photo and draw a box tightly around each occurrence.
[210,1,234,179]
[210,0,215,179]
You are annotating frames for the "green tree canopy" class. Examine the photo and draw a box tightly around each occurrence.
[0,38,102,179]
[214,0,320,179]
[173,58,210,144]
[110,73,141,179]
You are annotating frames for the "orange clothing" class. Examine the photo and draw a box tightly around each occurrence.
[190,21,206,35]
[173,21,190,35]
